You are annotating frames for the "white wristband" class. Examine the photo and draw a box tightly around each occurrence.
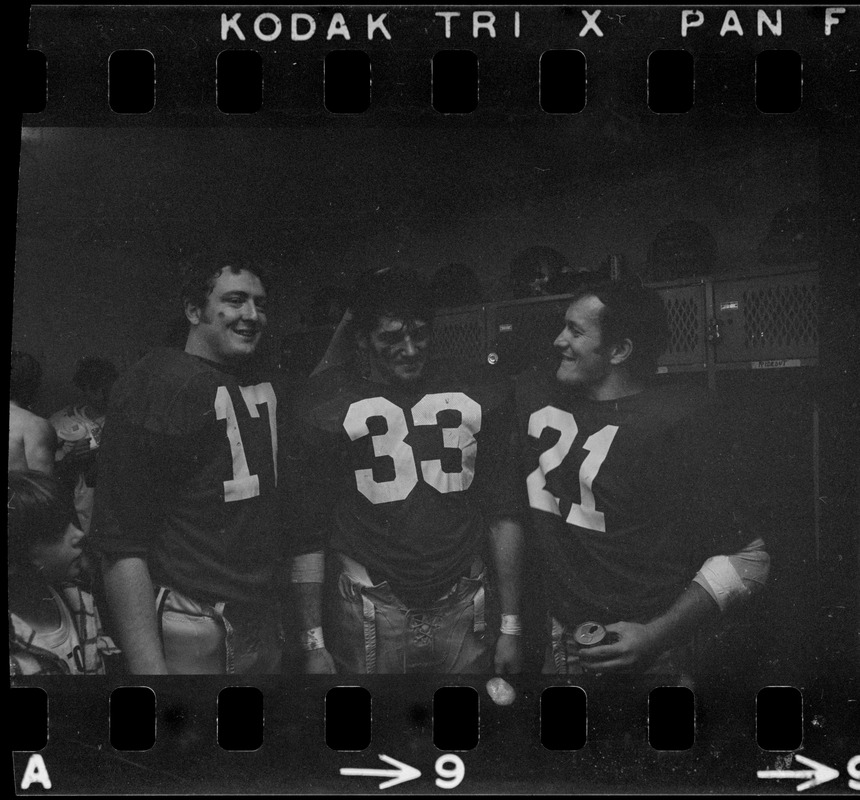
[300,626,326,652]
[500,614,523,636]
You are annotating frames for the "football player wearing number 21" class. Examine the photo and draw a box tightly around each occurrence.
[289,267,525,675]
[515,277,771,680]
[92,254,288,674]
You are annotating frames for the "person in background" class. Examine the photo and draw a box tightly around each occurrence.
[9,470,119,675]
[9,351,57,475]
[280,285,351,379]
[51,356,119,534]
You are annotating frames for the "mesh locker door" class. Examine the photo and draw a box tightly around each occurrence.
[653,282,707,369]
[713,271,819,363]
[432,306,487,364]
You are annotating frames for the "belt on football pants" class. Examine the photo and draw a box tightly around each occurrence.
[335,552,486,675]
[155,586,237,673]
[550,617,573,674]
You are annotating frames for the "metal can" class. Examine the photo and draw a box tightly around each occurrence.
[573,621,609,648]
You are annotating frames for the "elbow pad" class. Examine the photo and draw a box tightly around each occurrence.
[693,537,771,612]
[290,551,325,583]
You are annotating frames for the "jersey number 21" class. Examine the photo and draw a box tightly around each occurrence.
[527,406,618,533]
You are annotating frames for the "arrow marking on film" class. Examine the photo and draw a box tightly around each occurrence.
[757,754,840,792]
[340,754,422,790]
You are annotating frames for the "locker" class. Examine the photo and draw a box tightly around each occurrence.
[711,270,819,364]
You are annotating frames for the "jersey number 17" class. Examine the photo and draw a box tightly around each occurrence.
[215,383,278,502]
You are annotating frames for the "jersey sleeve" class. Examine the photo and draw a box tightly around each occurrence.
[281,379,343,558]
[91,350,214,558]
[678,398,769,564]
[90,408,161,558]
[469,377,527,525]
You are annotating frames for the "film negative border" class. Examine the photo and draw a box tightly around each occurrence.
[12,3,860,796]
[23,45,810,116]
[10,676,860,793]
[20,6,860,124]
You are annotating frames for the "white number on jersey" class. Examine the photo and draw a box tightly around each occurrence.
[343,396,419,504]
[343,393,483,505]
[412,392,482,494]
[526,405,618,532]
[526,406,576,517]
[567,426,618,531]
[215,382,278,503]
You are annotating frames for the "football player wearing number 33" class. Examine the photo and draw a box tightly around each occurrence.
[92,253,288,674]
[288,267,525,674]
[515,277,770,681]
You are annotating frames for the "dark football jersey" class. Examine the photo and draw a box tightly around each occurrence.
[516,367,755,627]
[288,360,523,601]
[92,349,287,606]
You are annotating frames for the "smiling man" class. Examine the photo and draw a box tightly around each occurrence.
[288,267,524,675]
[516,277,770,682]
[92,253,288,674]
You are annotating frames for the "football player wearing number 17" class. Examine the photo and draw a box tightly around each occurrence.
[515,277,770,681]
[289,267,525,674]
[92,254,288,674]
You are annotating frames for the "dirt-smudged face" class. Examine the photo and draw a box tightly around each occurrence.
[364,315,431,384]
[187,268,267,364]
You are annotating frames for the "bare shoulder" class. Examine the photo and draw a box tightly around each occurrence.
[10,405,56,440]
[33,414,57,441]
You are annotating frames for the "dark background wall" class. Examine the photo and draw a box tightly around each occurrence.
[14,120,818,413]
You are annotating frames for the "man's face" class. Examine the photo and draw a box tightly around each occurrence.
[554,295,613,394]
[187,268,267,364]
[363,315,431,385]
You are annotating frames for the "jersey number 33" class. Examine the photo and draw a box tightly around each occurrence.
[343,393,482,505]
